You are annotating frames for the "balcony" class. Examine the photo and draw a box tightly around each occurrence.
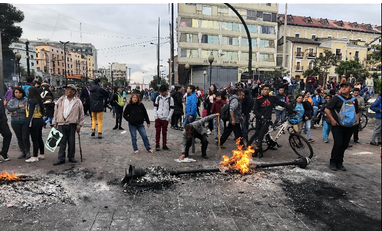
[307,52,316,58]
[336,55,343,61]
[294,65,304,72]
[295,51,304,58]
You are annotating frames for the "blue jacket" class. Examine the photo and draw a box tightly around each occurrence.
[370,96,381,119]
[311,94,324,107]
[186,93,197,116]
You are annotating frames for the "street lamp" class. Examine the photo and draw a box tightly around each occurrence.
[15,52,21,83]
[255,65,259,81]
[60,41,69,86]
[203,70,207,93]
[185,62,190,86]
[109,62,114,89]
[208,52,214,87]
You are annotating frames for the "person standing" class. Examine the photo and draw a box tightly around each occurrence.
[7,87,30,159]
[302,92,315,143]
[351,88,365,142]
[22,76,34,98]
[123,93,153,154]
[299,79,305,95]
[184,85,197,126]
[365,75,374,98]
[219,89,245,148]
[52,84,85,165]
[0,87,12,163]
[111,86,125,130]
[170,86,184,130]
[40,84,53,102]
[89,78,110,139]
[154,85,174,151]
[25,87,45,163]
[274,86,288,126]
[321,94,332,143]
[369,94,381,146]
[325,81,359,171]
[306,75,316,94]
[210,92,225,143]
[348,74,356,87]
[80,82,91,116]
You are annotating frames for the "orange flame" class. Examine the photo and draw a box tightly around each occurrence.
[220,138,255,175]
[0,171,20,181]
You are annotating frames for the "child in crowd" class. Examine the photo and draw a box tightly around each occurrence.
[321,94,332,143]
[43,96,55,128]
[210,92,225,143]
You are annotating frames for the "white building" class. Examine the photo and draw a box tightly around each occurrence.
[9,41,40,81]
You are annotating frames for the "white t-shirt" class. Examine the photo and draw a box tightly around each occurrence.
[283,76,292,86]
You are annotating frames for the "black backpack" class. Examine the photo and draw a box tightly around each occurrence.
[221,98,236,122]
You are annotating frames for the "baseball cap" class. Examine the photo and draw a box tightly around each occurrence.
[340,81,353,88]
[64,84,77,92]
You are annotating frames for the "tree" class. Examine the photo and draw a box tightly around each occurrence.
[335,58,366,78]
[149,75,167,89]
[313,50,338,76]
[367,44,381,68]
[0,4,24,51]
[303,67,320,78]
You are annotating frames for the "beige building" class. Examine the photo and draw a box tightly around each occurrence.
[277,14,381,83]
[177,3,278,88]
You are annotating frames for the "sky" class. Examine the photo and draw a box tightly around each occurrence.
[10,2,381,84]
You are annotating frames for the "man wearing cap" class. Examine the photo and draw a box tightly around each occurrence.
[324,81,359,171]
[53,84,85,165]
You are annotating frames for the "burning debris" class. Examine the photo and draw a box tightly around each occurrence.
[220,138,255,175]
[0,172,74,210]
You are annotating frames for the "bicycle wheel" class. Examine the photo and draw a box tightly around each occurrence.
[246,128,269,153]
[288,133,313,159]
[359,113,368,130]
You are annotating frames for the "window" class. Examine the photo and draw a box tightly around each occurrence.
[221,51,238,60]
[295,33,300,38]
[357,38,362,41]
[228,37,239,46]
[180,33,198,43]
[36,61,39,65]
[202,5,212,15]
[179,18,198,28]
[31,62,34,67]
[201,35,219,44]
[201,50,218,59]
[217,6,228,17]
[259,39,274,48]
[241,38,257,47]
[287,15,293,21]
[266,3,271,6]
[263,12,272,22]
[221,22,239,31]
[240,53,256,61]
[311,34,316,39]
[261,26,276,34]
[335,49,341,56]
[355,51,359,58]
[247,10,257,20]
[180,49,199,58]
[259,53,274,62]
[242,24,257,33]
[201,20,219,29]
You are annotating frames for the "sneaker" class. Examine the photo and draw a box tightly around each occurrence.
[324,140,329,143]
[162,146,170,151]
[370,142,377,146]
[25,157,39,163]
[98,133,102,139]
[336,163,347,171]
[308,139,315,143]
[91,129,95,137]
[329,162,337,171]
[112,126,118,130]
[18,152,26,159]
[155,145,160,151]
[25,152,31,159]
[38,154,45,160]
[0,155,10,162]
[119,127,124,130]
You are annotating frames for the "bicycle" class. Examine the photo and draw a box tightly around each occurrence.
[246,116,314,159]
[359,111,368,130]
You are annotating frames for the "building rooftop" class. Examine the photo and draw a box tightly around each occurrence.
[278,36,321,45]
[278,14,381,34]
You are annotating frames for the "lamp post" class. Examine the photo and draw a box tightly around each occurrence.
[15,52,21,83]
[208,52,214,87]
[185,62,190,86]
[109,62,114,89]
[203,70,207,93]
[255,65,259,81]
[60,41,69,86]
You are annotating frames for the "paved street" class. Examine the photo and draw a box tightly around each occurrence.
[0,97,381,231]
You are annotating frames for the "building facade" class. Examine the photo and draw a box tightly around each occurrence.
[177,3,278,89]
[277,14,381,82]
[110,62,127,85]
[9,41,39,83]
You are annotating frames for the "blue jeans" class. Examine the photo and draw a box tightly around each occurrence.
[213,118,224,139]
[303,120,312,140]
[128,124,151,151]
[313,106,319,118]
[274,109,286,125]
[322,120,331,141]
[183,115,195,127]
[241,114,249,138]
[44,116,53,126]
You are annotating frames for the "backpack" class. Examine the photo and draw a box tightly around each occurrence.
[115,93,125,107]
[335,95,357,127]
[151,91,157,101]
[155,95,172,111]
[221,98,237,122]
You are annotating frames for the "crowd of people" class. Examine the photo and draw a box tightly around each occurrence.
[1,73,380,172]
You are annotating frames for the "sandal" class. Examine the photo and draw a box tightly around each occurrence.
[147,149,154,153]
[134,150,139,154]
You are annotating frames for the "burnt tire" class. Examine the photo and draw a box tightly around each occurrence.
[288,133,313,159]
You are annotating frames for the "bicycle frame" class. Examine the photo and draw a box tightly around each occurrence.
[265,119,291,145]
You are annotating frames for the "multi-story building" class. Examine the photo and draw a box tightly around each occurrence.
[277,14,381,83]
[177,3,278,89]
[109,62,127,85]
[9,41,39,82]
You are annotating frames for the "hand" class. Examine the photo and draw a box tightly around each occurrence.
[232,120,236,125]
[147,124,150,128]
[305,117,309,120]
[76,126,81,133]
[331,119,338,126]
[190,115,193,119]
[215,113,220,116]
[354,121,359,126]
[19,104,25,108]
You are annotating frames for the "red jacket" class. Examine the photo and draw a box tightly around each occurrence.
[210,99,226,114]
[306,76,316,87]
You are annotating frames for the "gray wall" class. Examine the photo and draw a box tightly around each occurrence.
[191,66,238,91]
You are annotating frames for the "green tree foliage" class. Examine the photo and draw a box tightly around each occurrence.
[149,75,167,89]
[313,50,338,76]
[335,58,366,78]
[303,67,320,78]
[367,44,381,67]
[0,3,24,51]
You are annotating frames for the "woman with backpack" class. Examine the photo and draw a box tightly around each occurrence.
[123,93,153,154]
[111,86,125,130]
